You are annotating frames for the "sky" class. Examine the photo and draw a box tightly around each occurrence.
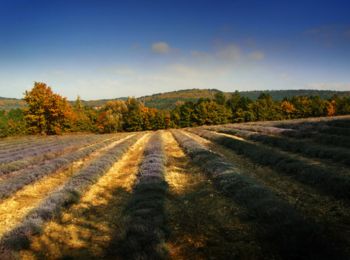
[0,0,350,99]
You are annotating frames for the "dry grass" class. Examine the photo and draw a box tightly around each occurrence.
[162,131,263,259]
[185,131,350,254]
[0,135,132,240]
[0,166,76,239]
[20,133,150,259]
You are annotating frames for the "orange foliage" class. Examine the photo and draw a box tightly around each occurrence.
[326,100,336,116]
[24,82,74,134]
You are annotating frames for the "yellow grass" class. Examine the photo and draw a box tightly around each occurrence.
[0,134,133,240]
[20,133,150,259]
[0,164,76,239]
[162,131,262,259]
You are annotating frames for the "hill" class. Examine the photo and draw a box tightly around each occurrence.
[139,89,350,110]
[1,89,350,110]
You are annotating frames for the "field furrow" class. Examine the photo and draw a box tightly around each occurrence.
[0,134,131,199]
[163,131,263,259]
[19,133,150,259]
[208,126,350,167]
[184,131,350,255]
[106,132,168,259]
[0,133,142,257]
[0,135,110,175]
[189,128,350,201]
[172,130,348,259]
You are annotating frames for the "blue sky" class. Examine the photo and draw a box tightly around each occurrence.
[0,0,350,99]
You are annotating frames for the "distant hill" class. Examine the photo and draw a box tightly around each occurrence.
[1,89,350,110]
[139,89,350,110]
[0,97,26,110]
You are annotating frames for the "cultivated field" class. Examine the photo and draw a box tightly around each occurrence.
[0,115,350,259]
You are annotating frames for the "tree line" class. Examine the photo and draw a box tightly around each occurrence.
[1,82,350,137]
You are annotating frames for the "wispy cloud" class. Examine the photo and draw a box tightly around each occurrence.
[248,51,265,61]
[151,41,171,54]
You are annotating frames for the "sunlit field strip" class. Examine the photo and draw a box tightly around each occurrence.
[0,134,142,257]
[189,128,350,201]
[0,134,107,163]
[0,134,134,239]
[172,130,346,259]
[185,130,350,253]
[20,133,150,259]
[0,134,123,182]
[0,135,109,174]
[207,126,350,167]
[0,134,88,155]
[106,132,168,259]
[162,131,262,259]
[0,134,130,199]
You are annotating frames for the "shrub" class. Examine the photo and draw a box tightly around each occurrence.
[107,132,169,259]
[172,130,346,259]
[189,128,350,201]
[0,133,142,253]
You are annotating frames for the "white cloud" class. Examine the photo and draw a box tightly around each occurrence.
[152,41,171,54]
[249,51,265,61]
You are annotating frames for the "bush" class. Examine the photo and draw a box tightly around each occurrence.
[0,133,142,253]
[107,133,169,259]
[171,130,345,259]
[189,128,350,201]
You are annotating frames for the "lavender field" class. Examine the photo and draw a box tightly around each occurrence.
[0,116,350,259]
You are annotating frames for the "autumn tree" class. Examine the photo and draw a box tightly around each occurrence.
[326,100,336,116]
[24,82,74,135]
[281,100,296,118]
[96,100,127,133]
[123,98,144,131]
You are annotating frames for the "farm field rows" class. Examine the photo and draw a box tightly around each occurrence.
[0,115,350,259]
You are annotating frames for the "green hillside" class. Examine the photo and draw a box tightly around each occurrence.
[139,89,350,110]
[1,89,350,110]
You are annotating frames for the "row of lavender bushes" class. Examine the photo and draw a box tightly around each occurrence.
[0,134,107,162]
[208,126,350,167]
[107,132,169,259]
[0,135,60,150]
[0,133,142,257]
[171,130,346,259]
[0,134,87,155]
[0,134,117,174]
[0,134,132,201]
[189,128,350,201]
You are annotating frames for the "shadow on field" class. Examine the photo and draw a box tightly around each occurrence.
[105,180,169,259]
[18,186,132,259]
[165,178,266,259]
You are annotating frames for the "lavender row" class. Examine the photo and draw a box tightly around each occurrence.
[0,134,81,154]
[0,135,109,175]
[0,134,132,201]
[0,133,142,255]
[171,130,345,259]
[208,126,350,166]
[0,134,104,162]
[0,136,110,169]
[189,128,350,201]
[107,132,169,259]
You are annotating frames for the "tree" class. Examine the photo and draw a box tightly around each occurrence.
[24,82,73,135]
[326,100,336,116]
[214,91,226,105]
[281,100,296,119]
[96,100,127,133]
[124,98,144,131]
